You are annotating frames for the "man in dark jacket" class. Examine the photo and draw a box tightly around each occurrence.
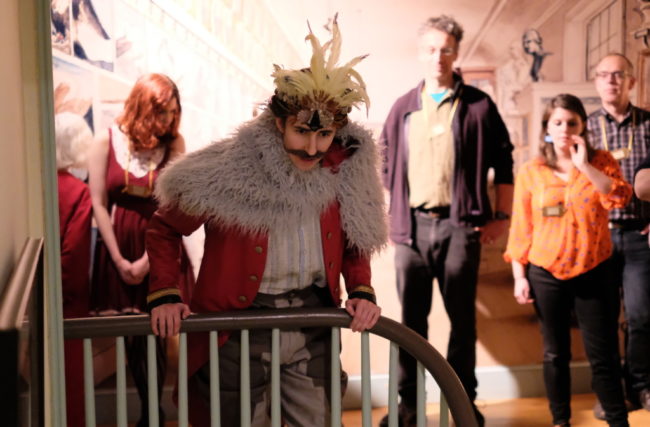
[379,15,514,427]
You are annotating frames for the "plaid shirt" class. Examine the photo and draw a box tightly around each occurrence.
[587,105,650,221]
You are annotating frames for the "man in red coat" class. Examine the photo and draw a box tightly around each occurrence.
[145,16,387,426]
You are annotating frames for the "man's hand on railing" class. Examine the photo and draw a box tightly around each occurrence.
[150,303,191,338]
[344,299,381,332]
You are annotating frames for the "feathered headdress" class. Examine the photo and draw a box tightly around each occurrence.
[270,14,370,130]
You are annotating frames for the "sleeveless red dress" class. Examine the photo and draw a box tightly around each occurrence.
[91,128,194,314]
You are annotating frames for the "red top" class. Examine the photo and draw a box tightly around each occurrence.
[58,171,92,318]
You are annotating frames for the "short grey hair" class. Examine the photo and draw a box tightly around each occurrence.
[55,112,93,170]
[419,15,464,43]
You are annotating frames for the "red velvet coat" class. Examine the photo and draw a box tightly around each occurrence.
[58,170,92,427]
[57,170,92,318]
[147,200,371,312]
[145,142,374,378]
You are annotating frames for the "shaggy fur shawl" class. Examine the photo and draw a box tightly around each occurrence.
[155,110,387,257]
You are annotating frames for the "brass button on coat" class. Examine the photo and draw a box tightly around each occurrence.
[254,246,263,254]
[249,275,258,281]
[328,262,334,269]
[238,295,247,302]
[326,232,333,239]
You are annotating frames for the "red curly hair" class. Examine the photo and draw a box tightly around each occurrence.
[116,73,181,150]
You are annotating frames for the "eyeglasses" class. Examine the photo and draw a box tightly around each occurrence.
[427,47,456,57]
[594,71,629,81]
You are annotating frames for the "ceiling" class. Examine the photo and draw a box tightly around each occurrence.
[264,0,574,124]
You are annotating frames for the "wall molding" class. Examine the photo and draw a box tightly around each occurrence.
[342,362,592,409]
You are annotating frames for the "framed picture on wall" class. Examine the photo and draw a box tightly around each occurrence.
[461,67,496,100]
[51,0,72,55]
[638,49,650,110]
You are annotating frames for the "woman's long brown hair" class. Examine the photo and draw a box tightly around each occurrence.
[116,73,181,150]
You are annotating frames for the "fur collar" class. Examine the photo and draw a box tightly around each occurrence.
[155,110,387,256]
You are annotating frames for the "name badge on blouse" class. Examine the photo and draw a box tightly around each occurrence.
[610,147,630,161]
[542,204,566,217]
[123,184,153,198]
[431,124,446,137]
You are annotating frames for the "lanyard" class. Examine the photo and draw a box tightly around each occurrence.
[539,163,579,218]
[599,109,636,153]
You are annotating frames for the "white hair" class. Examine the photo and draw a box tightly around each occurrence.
[55,112,93,170]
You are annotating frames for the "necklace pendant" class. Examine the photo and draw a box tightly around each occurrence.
[123,184,153,198]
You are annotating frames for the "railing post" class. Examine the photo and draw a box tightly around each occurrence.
[416,361,426,427]
[147,334,159,427]
[271,328,281,427]
[83,338,96,427]
[178,333,188,427]
[361,331,371,427]
[330,327,341,427]
[440,393,449,427]
[116,336,127,427]
[209,331,221,427]
[388,342,399,427]
[240,329,251,427]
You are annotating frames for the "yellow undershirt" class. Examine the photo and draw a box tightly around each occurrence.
[407,88,454,209]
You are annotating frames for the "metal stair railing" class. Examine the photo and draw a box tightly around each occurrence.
[65,308,479,427]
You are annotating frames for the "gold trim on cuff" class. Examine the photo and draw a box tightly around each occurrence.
[147,288,181,304]
[352,285,375,295]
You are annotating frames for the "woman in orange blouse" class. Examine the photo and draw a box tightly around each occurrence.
[505,94,631,427]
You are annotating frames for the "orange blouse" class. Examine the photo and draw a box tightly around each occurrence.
[504,150,631,280]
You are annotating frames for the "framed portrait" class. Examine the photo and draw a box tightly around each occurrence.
[71,0,115,71]
[638,49,650,110]
[51,0,72,54]
[461,67,496,100]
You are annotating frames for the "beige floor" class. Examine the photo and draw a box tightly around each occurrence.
[341,394,650,426]
[109,393,650,426]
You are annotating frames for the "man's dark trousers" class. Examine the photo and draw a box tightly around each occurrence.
[394,211,482,405]
[610,227,650,397]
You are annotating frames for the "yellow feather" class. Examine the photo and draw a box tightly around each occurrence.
[326,14,342,70]
[271,14,369,118]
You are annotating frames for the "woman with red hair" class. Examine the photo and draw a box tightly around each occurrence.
[89,73,194,426]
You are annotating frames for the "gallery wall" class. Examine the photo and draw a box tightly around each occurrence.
[51,0,300,153]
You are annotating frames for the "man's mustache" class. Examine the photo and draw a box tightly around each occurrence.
[284,148,326,161]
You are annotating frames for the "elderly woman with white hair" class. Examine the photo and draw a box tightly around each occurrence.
[55,111,93,427]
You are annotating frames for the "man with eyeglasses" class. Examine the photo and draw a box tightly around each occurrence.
[379,14,514,427]
[588,53,650,419]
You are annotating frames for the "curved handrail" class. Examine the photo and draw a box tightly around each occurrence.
[0,237,45,427]
[65,308,479,427]
[0,238,44,330]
